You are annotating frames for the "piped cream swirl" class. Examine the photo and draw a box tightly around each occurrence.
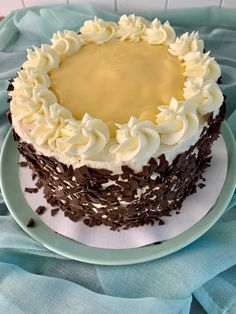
[156,98,199,145]
[142,19,176,45]
[110,117,160,161]
[56,114,110,159]
[31,84,57,108]
[10,68,50,100]
[14,68,50,89]
[80,17,118,44]
[23,44,60,72]
[51,30,81,56]
[183,51,221,81]
[32,103,72,148]
[184,78,223,115]
[11,97,42,123]
[116,14,149,42]
[11,83,57,123]
[169,32,204,59]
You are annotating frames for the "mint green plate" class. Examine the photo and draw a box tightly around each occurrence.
[1,122,236,265]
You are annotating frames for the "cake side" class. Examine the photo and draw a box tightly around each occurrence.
[14,103,225,230]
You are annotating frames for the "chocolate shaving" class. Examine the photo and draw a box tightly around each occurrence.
[158,219,165,225]
[35,206,46,215]
[19,161,28,167]
[95,168,112,176]
[6,109,12,123]
[25,187,38,194]
[7,80,14,91]
[35,180,43,189]
[121,165,134,175]
[198,183,206,189]
[217,76,222,84]
[67,165,74,177]
[51,208,59,216]
[26,218,35,227]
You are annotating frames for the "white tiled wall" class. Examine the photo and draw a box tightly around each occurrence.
[23,0,65,7]
[0,0,24,16]
[167,0,221,9]
[221,0,236,8]
[117,0,167,13]
[69,0,114,10]
[1,0,236,16]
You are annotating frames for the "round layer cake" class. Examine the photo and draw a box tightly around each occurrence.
[9,15,225,229]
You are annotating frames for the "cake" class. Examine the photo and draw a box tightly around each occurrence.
[8,15,225,230]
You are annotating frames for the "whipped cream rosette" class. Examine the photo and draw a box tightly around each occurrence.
[23,44,60,72]
[51,30,82,56]
[156,98,199,146]
[56,114,110,159]
[80,17,118,44]
[110,117,160,161]
[142,18,176,45]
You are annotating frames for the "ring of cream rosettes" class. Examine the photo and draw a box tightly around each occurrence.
[10,14,223,162]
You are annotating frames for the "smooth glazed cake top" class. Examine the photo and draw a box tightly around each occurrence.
[50,40,185,126]
[10,15,224,172]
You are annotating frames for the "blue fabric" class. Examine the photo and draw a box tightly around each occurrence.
[0,5,235,314]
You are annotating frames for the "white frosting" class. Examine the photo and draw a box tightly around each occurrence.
[80,17,118,44]
[183,51,221,81]
[10,68,51,101]
[11,97,41,123]
[23,44,60,72]
[31,84,57,107]
[12,116,205,173]
[110,117,160,162]
[184,77,224,115]
[156,98,199,145]
[11,83,57,123]
[56,114,110,159]
[51,30,81,56]
[142,19,176,45]
[31,103,72,148]
[116,14,149,42]
[14,68,50,89]
[10,15,223,173]
[169,32,204,59]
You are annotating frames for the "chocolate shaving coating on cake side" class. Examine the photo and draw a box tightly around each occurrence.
[12,102,225,230]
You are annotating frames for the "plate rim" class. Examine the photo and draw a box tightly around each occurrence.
[1,122,236,266]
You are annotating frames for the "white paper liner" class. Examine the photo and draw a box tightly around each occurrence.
[19,136,227,249]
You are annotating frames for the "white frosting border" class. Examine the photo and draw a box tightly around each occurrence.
[10,14,223,171]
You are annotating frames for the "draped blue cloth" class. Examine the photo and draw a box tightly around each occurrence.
[0,5,236,314]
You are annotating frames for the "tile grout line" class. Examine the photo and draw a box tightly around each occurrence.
[165,0,168,10]
[21,0,25,8]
